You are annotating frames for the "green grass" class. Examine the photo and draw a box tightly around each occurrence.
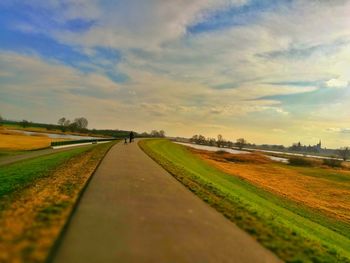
[140,139,350,263]
[0,146,94,200]
[0,150,27,158]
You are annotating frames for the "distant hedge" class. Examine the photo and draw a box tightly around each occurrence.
[323,158,343,168]
[51,138,116,147]
[288,157,314,167]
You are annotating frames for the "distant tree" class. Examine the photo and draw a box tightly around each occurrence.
[217,134,224,148]
[151,130,160,137]
[68,122,79,132]
[58,117,68,132]
[338,147,350,161]
[190,135,199,143]
[226,141,234,148]
[140,132,149,137]
[236,138,247,150]
[159,130,166,138]
[198,134,206,144]
[190,134,206,144]
[74,117,88,129]
[64,119,71,126]
[21,120,29,128]
[58,117,66,126]
[208,138,216,146]
[0,114,3,126]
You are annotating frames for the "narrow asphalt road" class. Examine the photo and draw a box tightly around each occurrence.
[51,140,281,263]
[0,145,93,166]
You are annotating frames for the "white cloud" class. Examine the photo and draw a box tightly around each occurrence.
[327,127,350,133]
[2,0,350,147]
[326,78,348,89]
[49,0,248,50]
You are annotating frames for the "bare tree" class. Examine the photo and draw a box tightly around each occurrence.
[159,130,166,138]
[58,117,73,132]
[190,134,207,144]
[198,135,206,144]
[58,117,66,126]
[64,119,71,126]
[338,147,350,161]
[0,114,3,126]
[74,117,88,129]
[190,135,199,143]
[236,138,247,150]
[217,134,224,148]
[69,122,79,132]
[21,120,29,128]
[208,138,216,146]
[151,130,160,137]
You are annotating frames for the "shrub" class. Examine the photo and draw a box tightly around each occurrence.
[216,150,227,154]
[288,157,313,166]
[323,158,342,168]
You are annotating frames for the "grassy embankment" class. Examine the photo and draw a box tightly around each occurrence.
[0,129,55,150]
[2,123,107,138]
[0,128,64,158]
[139,139,350,263]
[0,141,116,262]
[194,150,350,223]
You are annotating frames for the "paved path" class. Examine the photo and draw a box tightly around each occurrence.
[0,145,93,166]
[51,140,281,263]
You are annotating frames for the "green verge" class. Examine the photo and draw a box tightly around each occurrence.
[0,146,95,201]
[139,139,350,263]
[0,150,27,158]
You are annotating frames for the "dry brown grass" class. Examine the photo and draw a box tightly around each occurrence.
[0,129,58,150]
[0,143,112,263]
[192,149,350,223]
[3,125,109,138]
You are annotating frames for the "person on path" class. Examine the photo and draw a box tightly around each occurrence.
[124,137,128,144]
[129,131,134,143]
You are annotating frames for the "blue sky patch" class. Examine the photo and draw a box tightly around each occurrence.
[187,0,292,34]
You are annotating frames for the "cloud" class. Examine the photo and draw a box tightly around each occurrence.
[326,78,349,89]
[44,0,248,50]
[327,128,350,133]
[2,1,350,147]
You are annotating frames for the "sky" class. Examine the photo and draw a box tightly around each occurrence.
[0,0,350,148]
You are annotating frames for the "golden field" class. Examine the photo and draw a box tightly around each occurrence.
[191,148,350,223]
[0,128,57,150]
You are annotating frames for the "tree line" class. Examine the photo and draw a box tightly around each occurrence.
[189,133,350,161]
[190,134,247,150]
[57,117,88,132]
[0,114,167,139]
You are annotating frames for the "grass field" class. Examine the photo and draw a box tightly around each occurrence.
[2,123,75,135]
[0,146,92,199]
[2,123,107,138]
[0,128,58,151]
[193,149,350,223]
[140,139,350,263]
[0,142,115,262]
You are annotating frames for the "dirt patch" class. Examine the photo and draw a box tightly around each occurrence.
[0,143,113,263]
[191,148,350,223]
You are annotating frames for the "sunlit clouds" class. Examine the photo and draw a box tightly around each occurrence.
[1,0,350,147]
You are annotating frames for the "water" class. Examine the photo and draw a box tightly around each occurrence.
[10,130,103,140]
[175,142,250,154]
[250,148,343,161]
[175,142,289,163]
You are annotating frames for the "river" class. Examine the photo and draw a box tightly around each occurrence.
[175,142,289,163]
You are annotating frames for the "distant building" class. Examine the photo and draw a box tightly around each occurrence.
[290,140,322,153]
